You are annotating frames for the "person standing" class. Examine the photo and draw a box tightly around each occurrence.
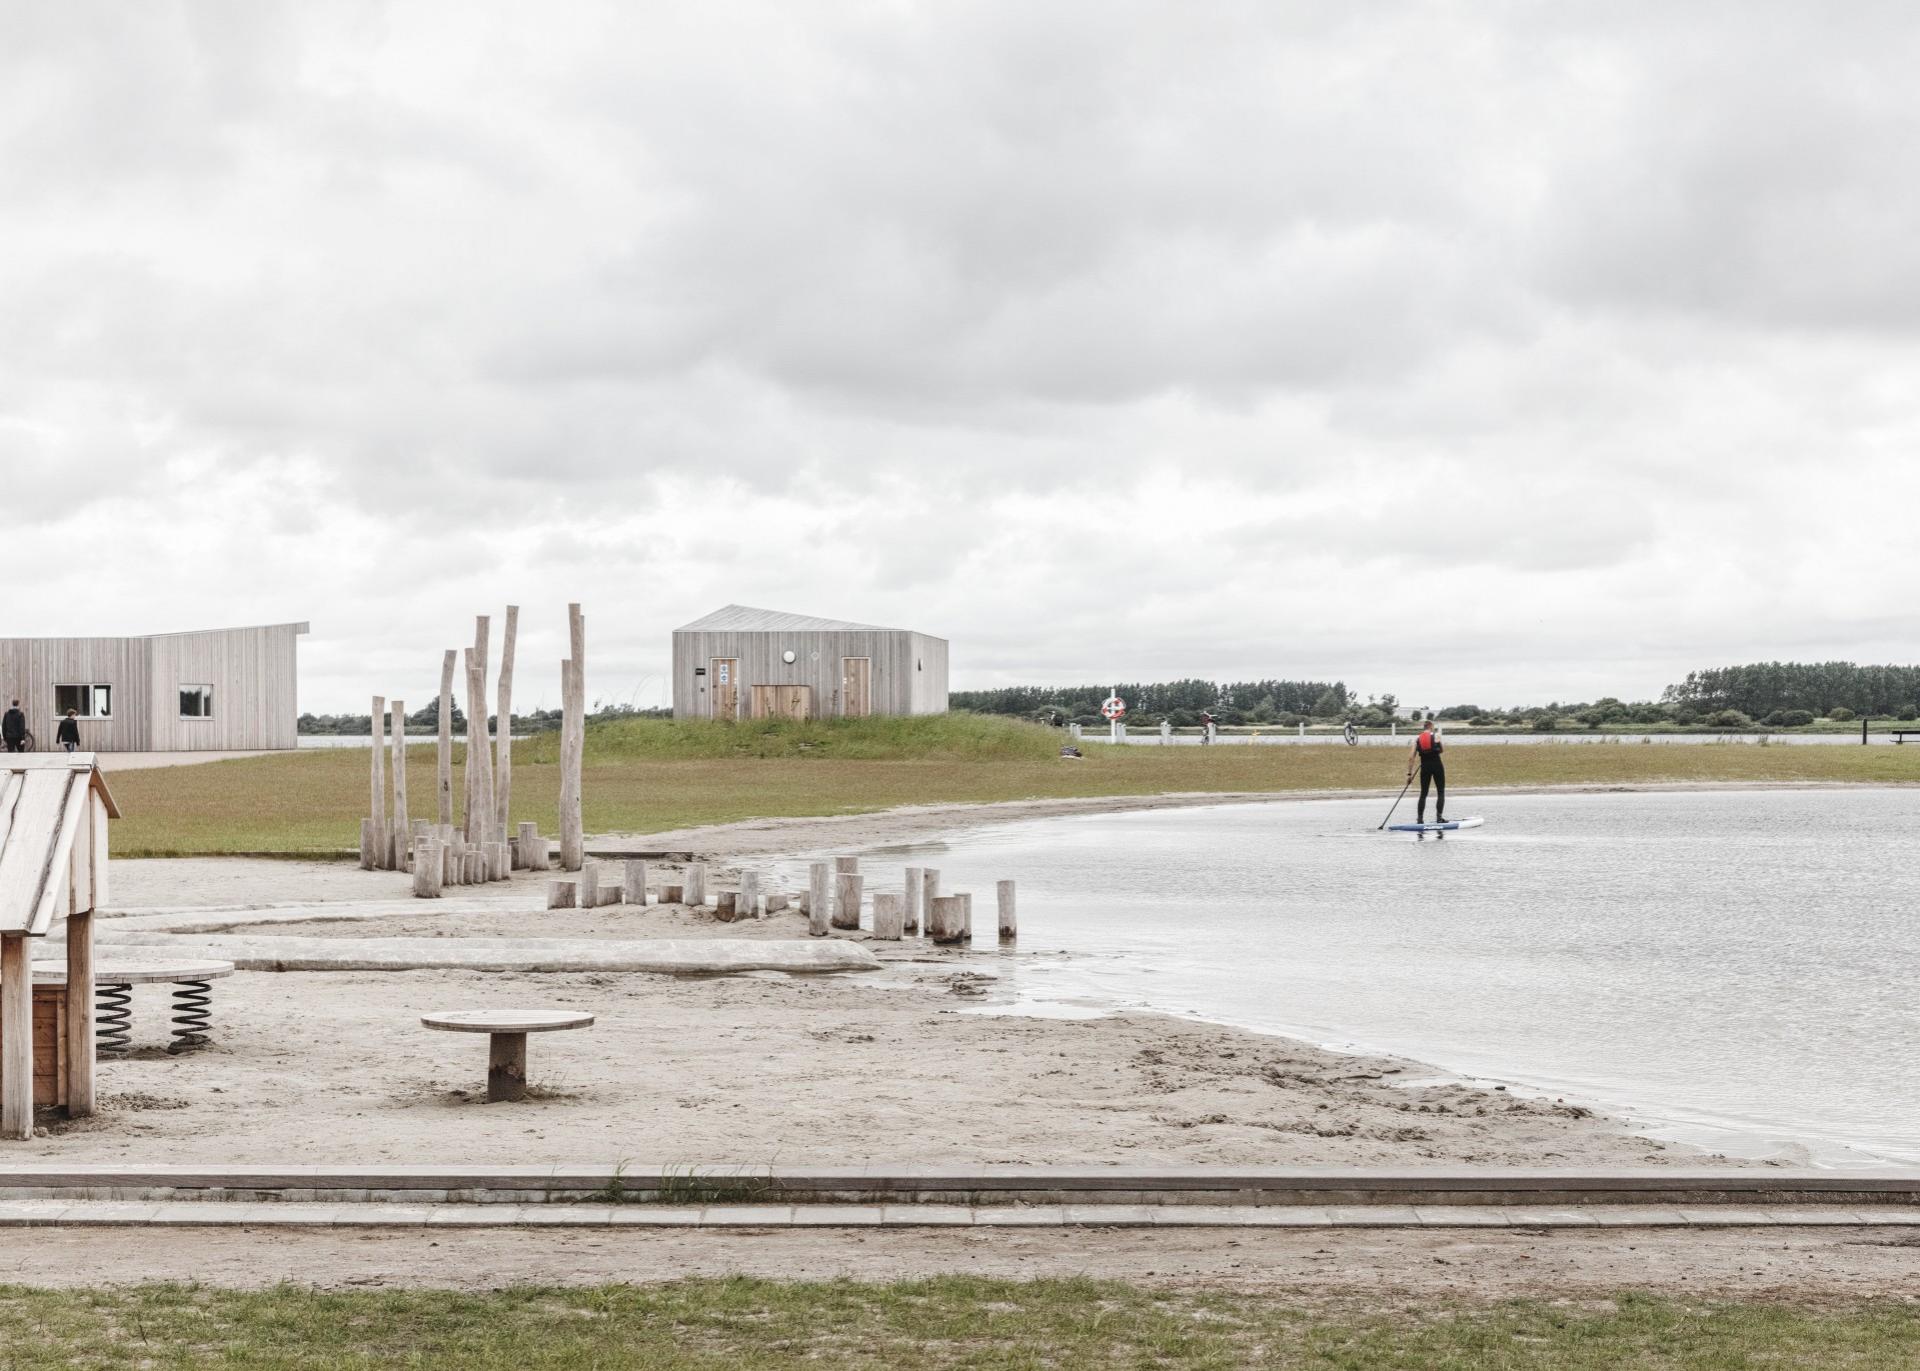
[1,700,25,753]
[1405,718,1445,824]
[56,707,81,753]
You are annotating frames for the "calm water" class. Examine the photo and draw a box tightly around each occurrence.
[842,789,1920,1166]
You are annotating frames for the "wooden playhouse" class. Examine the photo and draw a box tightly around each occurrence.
[0,754,117,1140]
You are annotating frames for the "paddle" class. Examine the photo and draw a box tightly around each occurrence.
[1377,775,1414,830]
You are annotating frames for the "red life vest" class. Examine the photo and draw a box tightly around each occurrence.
[1416,729,1438,755]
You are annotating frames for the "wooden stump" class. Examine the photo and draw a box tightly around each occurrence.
[928,896,967,945]
[920,869,941,936]
[740,871,761,919]
[659,884,682,904]
[516,821,540,871]
[623,860,647,907]
[464,852,486,885]
[872,892,904,940]
[413,842,444,899]
[684,863,707,908]
[579,865,599,909]
[488,1032,528,1103]
[832,873,863,930]
[903,866,923,935]
[715,891,738,921]
[599,884,623,907]
[766,893,790,914]
[833,855,859,875]
[997,880,1017,940]
[808,863,830,938]
[548,879,577,909]
[359,818,376,871]
[960,892,973,941]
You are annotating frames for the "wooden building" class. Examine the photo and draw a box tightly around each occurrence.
[0,623,307,752]
[0,754,117,1139]
[672,606,948,721]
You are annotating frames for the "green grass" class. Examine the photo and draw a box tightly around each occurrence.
[0,1281,1914,1368]
[105,716,1920,856]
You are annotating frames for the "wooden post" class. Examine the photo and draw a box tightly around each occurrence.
[715,891,738,921]
[63,910,94,1119]
[495,605,517,839]
[808,862,830,937]
[370,694,387,869]
[834,856,859,875]
[579,864,599,909]
[921,868,941,935]
[960,891,974,941]
[559,602,586,871]
[465,851,486,885]
[903,866,923,935]
[413,842,444,898]
[740,871,761,919]
[832,873,863,930]
[872,892,904,940]
[662,884,684,904]
[437,649,456,827]
[0,934,29,1140]
[516,821,540,870]
[997,879,1017,940]
[548,879,577,909]
[389,699,409,869]
[358,817,376,871]
[928,896,967,945]
[488,1032,528,1103]
[623,860,647,906]
[684,863,707,907]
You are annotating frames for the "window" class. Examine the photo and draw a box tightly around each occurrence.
[180,685,214,719]
[54,684,112,719]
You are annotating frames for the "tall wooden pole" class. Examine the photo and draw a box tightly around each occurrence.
[389,699,409,869]
[470,616,494,844]
[436,649,456,828]
[0,935,30,1139]
[560,602,586,871]
[370,694,388,869]
[495,605,518,840]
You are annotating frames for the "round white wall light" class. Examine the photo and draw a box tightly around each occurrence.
[782,649,797,664]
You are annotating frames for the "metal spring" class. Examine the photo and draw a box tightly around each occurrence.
[95,982,132,1057]
[167,980,214,1054]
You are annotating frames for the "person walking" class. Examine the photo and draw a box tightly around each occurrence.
[56,707,81,754]
[1405,718,1445,824]
[1,700,25,753]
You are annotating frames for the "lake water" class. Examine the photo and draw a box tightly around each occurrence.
[836,789,1920,1167]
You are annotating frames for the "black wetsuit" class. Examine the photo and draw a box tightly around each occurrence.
[1413,730,1445,823]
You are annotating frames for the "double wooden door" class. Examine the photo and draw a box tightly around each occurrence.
[750,685,813,721]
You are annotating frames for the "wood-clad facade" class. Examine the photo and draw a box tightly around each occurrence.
[0,623,307,752]
[672,606,949,721]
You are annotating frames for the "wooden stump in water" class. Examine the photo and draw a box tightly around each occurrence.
[872,892,904,940]
[997,880,1017,940]
[928,895,967,945]
[903,866,923,935]
[808,862,831,937]
[832,873,864,930]
[959,892,973,941]
[920,869,941,936]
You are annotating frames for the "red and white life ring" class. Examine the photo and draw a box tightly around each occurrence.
[1101,695,1127,721]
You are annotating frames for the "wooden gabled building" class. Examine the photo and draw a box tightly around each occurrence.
[671,606,949,721]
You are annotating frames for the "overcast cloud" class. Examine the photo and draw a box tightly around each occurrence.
[4,0,1916,713]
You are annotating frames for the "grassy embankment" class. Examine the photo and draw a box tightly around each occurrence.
[107,714,1920,856]
[0,1281,1916,1368]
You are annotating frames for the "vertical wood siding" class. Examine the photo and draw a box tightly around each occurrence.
[673,628,950,718]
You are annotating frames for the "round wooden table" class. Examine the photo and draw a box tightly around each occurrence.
[420,1009,594,1102]
[35,959,236,1056]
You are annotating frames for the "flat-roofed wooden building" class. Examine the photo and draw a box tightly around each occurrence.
[672,606,948,721]
[0,623,308,752]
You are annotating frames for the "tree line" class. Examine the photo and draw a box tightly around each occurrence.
[1661,662,1920,719]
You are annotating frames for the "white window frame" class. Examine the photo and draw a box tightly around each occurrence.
[54,684,113,720]
[179,683,215,720]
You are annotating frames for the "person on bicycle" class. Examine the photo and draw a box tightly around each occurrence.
[2,700,25,753]
[1405,717,1445,824]
[1343,718,1357,746]
[56,708,82,754]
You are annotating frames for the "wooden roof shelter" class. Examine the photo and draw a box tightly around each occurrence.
[0,754,117,1139]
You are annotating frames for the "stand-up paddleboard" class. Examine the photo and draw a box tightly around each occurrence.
[1388,817,1485,833]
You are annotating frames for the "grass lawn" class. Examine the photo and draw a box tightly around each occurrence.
[106,715,1920,856]
[1,1280,1916,1369]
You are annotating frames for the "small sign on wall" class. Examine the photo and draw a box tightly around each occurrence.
[716,662,731,685]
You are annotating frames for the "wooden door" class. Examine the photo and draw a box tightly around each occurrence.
[710,659,739,721]
[841,658,871,718]
[752,685,813,721]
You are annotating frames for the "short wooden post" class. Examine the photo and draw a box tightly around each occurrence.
[903,866,923,935]
[370,694,388,869]
[997,880,1017,940]
[834,856,859,875]
[928,896,967,945]
[488,1032,528,1103]
[437,648,457,827]
[872,892,904,940]
[662,884,684,904]
[832,873,863,930]
[413,842,444,898]
[921,868,941,935]
[390,699,409,868]
[358,817,376,871]
[684,863,707,907]
[493,841,512,881]
[465,851,486,885]
[0,934,30,1140]
[579,864,599,909]
[960,891,973,941]
[808,862,831,937]
[715,891,738,920]
[63,910,94,1119]
[548,880,576,909]
[766,893,790,913]
[740,871,761,919]
[517,821,540,871]
[623,860,647,906]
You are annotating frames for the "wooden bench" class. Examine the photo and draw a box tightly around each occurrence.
[1892,730,1920,744]
[35,959,235,1056]
[421,1009,593,1102]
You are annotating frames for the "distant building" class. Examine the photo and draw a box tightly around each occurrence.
[672,606,948,721]
[0,623,308,752]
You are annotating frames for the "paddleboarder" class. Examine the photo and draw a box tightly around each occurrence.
[1405,718,1445,825]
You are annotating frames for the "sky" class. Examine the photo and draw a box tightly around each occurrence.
[4,0,1917,715]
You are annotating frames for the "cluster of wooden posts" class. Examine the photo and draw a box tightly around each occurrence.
[359,604,589,892]
[545,854,1017,944]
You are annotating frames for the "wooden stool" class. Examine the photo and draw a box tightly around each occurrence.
[420,1009,594,1102]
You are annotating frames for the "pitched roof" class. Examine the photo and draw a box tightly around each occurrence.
[0,755,118,937]
[674,605,904,635]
